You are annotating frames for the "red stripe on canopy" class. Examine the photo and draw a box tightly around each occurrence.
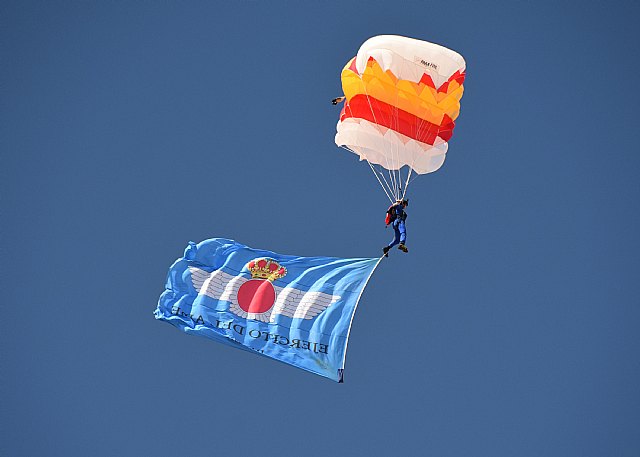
[340,94,454,144]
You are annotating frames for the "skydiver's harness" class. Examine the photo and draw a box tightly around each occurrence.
[385,204,407,226]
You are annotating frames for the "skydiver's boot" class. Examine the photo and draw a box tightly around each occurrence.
[398,243,408,253]
[382,246,391,257]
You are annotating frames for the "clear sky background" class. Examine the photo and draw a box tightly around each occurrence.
[2,1,639,456]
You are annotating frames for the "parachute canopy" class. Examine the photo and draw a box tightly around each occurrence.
[335,35,466,200]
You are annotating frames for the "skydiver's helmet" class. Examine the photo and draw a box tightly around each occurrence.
[398,199,408,207]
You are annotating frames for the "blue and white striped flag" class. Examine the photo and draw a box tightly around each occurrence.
[155,238,381,382]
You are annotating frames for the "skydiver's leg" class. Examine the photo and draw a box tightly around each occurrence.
[399,221,406,244]
[397,221,408,252]
[388,223,401,248]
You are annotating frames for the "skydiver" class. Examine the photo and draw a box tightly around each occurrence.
[331,96,346,105]
[383,199,409,257]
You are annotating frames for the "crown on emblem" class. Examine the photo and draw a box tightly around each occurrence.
[247,258,287,281]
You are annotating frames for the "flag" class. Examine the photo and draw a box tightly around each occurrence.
[155,238,381,382]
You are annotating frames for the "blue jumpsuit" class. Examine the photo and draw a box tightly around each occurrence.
[387,204,407,248]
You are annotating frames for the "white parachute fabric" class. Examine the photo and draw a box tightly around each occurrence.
[336,118,448,174]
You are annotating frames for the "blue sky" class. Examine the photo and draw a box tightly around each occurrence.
[2,1,640,456]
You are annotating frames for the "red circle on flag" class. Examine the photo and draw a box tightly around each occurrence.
[237,279,276,314]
